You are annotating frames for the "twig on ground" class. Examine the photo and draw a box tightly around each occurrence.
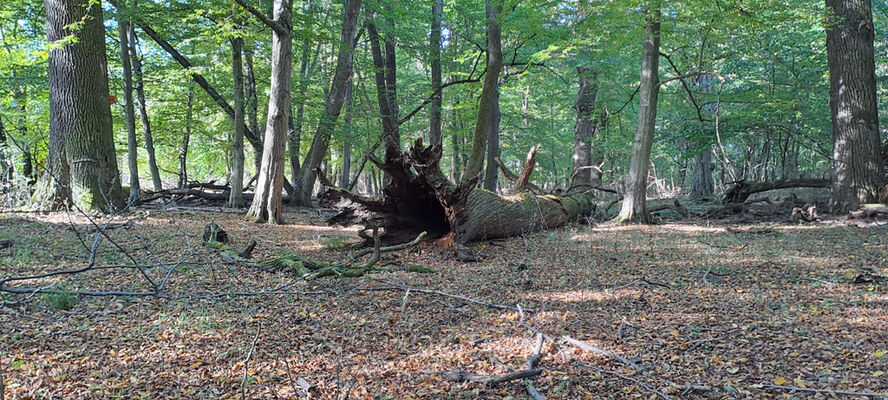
[439,368,543,385]
[366,280,532,312]
[240,322,262,400]
[761,384,887,398]
[579,362,671,400]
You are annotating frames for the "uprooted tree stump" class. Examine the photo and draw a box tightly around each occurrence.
[320,140,595,258]
[722,178,829,204]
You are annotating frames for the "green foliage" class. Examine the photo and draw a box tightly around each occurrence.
[43,284,78,310]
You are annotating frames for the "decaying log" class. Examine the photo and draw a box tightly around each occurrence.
[849,203,888,219]
[515,144,541,192]
[321,140,595,251]
[790,204,819,223]
[722,178,828,204]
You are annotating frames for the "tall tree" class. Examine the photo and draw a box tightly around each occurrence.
[178,83,193,189]
[825,0,884,212]
[428,0,443,147]
[34,0,125,211]
[571,65,600,188]
[128,24,161,191]
[118,6,141,205]
[464,0,502,186]
[0,117,11,183]
[339,80,353,188]
[367,16,399,164]
[228,32,246,208]
[613,3,661,224]
[294,0,362,207]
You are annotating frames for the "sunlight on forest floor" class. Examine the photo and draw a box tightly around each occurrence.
[1,209,887,399]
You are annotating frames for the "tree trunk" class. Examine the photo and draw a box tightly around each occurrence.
[128,25,162,191]
[340,81,353,188]
[613,3,660,224]
[294,0,362,207]
[118,8,141,205]
[367,20,399,163]
[245,0,293,223]
[243,44,261,174]
[825,0,884,212]
[0,117,11,183]
[722,178,829,204]
[178,83,193,188]
[428,0,443,146]
[571,66,600,188]
[321,141,595,253]
[38,0,124,212]
[464,0,502,185]
[689,149,714,198]
[228,35,246,208]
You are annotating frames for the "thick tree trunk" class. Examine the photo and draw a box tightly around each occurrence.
[428,0,443,146]
[571,66,600,188]
[464,0,502,184]
[128,26,162,191]
[722,178,829,204]
[321,141,595,254]
[690,149,714,198]
[118,11,141,205]
[228,36,246,208]
[294,0,362,207]
[38,0,124,212]
[245,0,293,223]
[613,4,660,224]
[178,83,193,189]
[825,0,884,212]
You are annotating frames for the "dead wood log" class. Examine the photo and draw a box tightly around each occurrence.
[515,144,541,192]
[320,140,595,251]
[849,203,888,219]
[722,178,828,204]
[648,199,690,217]
[494,156,544,194]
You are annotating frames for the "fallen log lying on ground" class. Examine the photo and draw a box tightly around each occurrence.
[321,140,595,257]
[722,178,828,204]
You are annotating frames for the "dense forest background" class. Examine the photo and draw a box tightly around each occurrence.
[1,0,885,212]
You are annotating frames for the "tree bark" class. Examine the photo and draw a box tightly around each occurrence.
[294,0,362,207]
[243,44,261,173]
[118,8,141,205]
[178,83,193,188]
[722,178,829,204]
[128,25,162,191]
[428,0,443,146]
[825,0,884,212]
[229,35,246,208]
[0,117,11,183]
[38,0,124,212]
[613,3,660,224]
[340,81,354,188]
[464,0,502,185]
[245,0,293,223]
[367,20,399,163]
[571,66,600,188]
[689,149,714,198]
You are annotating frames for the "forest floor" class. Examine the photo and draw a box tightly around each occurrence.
[1,207,887,399]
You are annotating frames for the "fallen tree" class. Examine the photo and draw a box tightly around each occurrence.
[321,140,595,257]
[722,178,828,204]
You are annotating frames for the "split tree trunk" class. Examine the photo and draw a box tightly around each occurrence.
[464,0,503,184]
[245,0,293,223]
[294,0,362,207]
[613,3,660,224]
[37,0,124,212]
[825,0,884,212]
[118,8,141,205]
[128,24,162,191]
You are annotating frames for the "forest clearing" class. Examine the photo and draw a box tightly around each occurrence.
[1,0,888,398]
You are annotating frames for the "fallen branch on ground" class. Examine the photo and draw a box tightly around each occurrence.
[761,384,887,398]
[439,368,543,385]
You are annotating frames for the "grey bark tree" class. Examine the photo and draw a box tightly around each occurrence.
[689,149,714,198]
[367,18,399,163]
[178,83,193,188]
[571,66,601,188]
[118,9,141,205]
[428,0,443,147]
[464,0,502,186]
[825,0,884,212]
[239,0,293,223]
[613,3,660,224]
[339,80,353,188]
[228,34,246,208]
[294,0,362,206]
[0,117,11,183]
[37,0,125,212]
[128,24,162,191]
